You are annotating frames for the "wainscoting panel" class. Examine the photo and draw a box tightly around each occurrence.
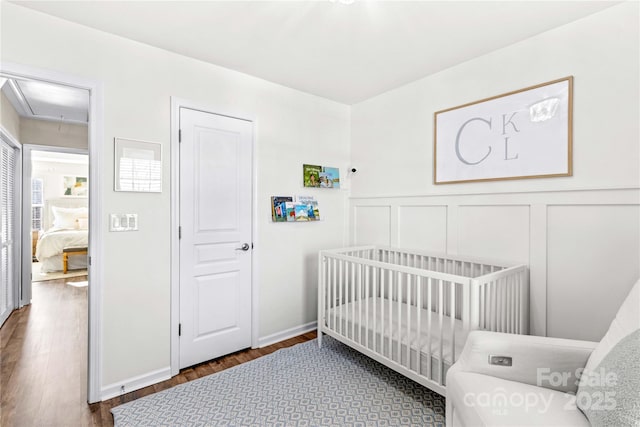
[457,205,530,264]
[547,204,640,342]
[353,205,391,246]
[349,188,640,340]
[397,205,447,252]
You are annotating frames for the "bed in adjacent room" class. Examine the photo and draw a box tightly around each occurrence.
[35,199,88,273]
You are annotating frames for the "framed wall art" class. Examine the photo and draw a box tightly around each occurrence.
[114,138,162,192]
[303,164,340,188]
[434,76,573,184]
[63,176,88,196]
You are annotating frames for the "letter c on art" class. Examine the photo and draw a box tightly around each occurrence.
[455,117,492,165]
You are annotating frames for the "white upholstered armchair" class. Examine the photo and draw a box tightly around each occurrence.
[446,280,640,426]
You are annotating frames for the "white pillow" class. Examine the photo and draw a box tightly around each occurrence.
[583,279,640,375]
[51,206,88,230]
[76,217,89,230]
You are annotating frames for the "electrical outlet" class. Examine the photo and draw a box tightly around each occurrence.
[120,385,125,394]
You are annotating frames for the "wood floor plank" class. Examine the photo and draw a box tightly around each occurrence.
[0,275,316,426]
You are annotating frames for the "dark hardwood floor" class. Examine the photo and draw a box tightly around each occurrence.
[1,276,316,426]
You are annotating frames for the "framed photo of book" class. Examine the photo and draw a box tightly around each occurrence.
[271,196,293,222]
[303,164,340,188]
[434,77,573,184]
[303,164,321,188]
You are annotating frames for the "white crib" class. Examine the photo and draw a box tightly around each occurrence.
[317,246,529,396]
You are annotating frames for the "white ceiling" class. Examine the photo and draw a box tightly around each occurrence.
[13,1,618,104]
[1,78,89,124]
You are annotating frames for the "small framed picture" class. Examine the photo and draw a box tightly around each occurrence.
[114,138,162,192]
[303,164,340,188]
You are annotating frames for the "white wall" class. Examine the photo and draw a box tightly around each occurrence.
[32,159,89,203]
[1,89,20,141]
[21,118,88,149]
[350,2,640,341]
[1,3,350,395]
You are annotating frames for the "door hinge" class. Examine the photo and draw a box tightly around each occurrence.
[178,323,182,337]
[178,129,182,143]
[178,226,182,239]
[88,256,92,266]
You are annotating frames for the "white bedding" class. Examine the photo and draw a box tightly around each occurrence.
[36,229,88,266]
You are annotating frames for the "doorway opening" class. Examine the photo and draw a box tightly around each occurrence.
[0,63,103,406]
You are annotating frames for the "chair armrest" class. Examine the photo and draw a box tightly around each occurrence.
[450,331,598,394]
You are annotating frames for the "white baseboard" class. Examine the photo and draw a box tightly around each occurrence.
[101,366,171,401]
[101,324,316,400]
[257,321,317,348]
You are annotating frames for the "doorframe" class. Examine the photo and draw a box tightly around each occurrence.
[0,62,104,403]
[169,97,259,376]
[21,144,88,306]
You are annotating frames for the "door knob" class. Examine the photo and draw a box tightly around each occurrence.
[236,243,250,251]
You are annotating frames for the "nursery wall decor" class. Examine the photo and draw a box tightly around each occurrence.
[434,76,573,184]
[303,164,340,188]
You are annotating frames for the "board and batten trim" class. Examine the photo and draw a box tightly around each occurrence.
[349,187,639,338]
[351,205,392,247]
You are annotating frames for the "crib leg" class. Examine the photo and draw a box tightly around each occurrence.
[317,330,323,348]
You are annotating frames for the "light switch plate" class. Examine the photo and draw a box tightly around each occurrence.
[110,214,138,231]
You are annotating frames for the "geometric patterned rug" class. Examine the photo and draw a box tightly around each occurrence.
[111,336,446,426]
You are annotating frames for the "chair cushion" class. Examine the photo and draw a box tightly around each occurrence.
[584,280,640,375]
[577,329,640,426]
[447,372,590,426]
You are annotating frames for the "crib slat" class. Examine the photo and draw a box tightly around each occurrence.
[427,277,432,380]
[351,261,356,340]
[380,267,385,356]
[438,278,445,385]
[330,258,335,330]
[416,276,422,376]
[388,269,393,359]
[450,281,456,363]
[373,266,378,352]
[358,263,363,344]
[365,264,369,349]
[339,259,344,336]
[397,271,402,364]
[406,273,411,370]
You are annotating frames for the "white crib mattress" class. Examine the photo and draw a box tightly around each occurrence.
[325,297,469,383]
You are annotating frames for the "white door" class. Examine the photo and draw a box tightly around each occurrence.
[179,107,253,368]
[0,138,18,327]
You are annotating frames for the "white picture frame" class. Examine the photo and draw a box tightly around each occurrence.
[434,77,573,184]
[114,138,162,192]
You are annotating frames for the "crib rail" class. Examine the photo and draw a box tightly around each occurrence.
[317,246,529,395]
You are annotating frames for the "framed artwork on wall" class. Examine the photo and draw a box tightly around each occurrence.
[434,76,573,184]
[303,164,340,188]
[114,138,162,192]
[63,176,88,196]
